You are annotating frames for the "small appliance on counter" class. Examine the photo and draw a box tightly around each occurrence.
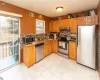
[49,33,59,39]
[22,35,35,44]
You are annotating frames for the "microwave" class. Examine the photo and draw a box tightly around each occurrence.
[22,36,35,44]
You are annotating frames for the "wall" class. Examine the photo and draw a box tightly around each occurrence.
[0,1,51,63]
[0,1,51,35]
[97,0,100,76]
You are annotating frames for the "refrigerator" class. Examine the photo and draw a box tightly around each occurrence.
[77,25,96,69]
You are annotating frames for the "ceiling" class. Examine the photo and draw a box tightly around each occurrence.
[2,0,99,17]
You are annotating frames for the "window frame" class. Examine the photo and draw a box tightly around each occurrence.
[36,19,45,34]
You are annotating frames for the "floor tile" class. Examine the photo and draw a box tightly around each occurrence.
[0,54,99,80]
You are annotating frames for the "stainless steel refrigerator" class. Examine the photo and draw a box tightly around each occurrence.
[77,25,96,69]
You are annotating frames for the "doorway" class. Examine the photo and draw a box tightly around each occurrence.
[0,15,20,70]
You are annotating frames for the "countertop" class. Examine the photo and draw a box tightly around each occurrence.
[21,39,76,47]
[22,39,55,47]
[69,40,76,42]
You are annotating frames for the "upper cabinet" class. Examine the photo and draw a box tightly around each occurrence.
[49,19,70,32]
[59,19,70,27]
[69,18,77,33]
[76,15,98,25]
[49,15,98,33]
[49,20,60,32]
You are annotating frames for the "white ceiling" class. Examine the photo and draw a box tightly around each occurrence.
[2,0,99,17]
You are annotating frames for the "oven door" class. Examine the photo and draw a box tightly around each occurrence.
[58,41,67,50]
[58,41,68,55]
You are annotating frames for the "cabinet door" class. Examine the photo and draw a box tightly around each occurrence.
[53,21,60,32]
[49,21,52,32]
[28,45,35,67]
[69,41,76,60]
[59,19,70,28]
[48,40,52,54]
[70,18,77,33]
[76,15,98,25]
[44,44,48,57]
[76,17,86,25]
[44,41,50,57]
[52,40,58,53]
[85,16,98,25]
[23,46,29,67]
[23,44,35,67]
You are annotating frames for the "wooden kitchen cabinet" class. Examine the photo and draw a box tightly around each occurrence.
[69,41,76,60]
[85,16,98,25]
[76,17,86,25]
[76,15,98,25]
[69,18,77,33]
[44,40,52,57]
[23,44,35,67]
[44,40,58,57]
[49,20,54,32]
[54,20,60,32]
[59,19,70,27]
[49,20,60,32]
[52,40,58,53]
[44,43,49,57]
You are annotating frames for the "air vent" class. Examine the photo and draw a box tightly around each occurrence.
[29,12,34,17]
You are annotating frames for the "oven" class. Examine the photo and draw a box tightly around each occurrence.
[58,28,70,58]
[58,41,68,55]
[58,36,69,58]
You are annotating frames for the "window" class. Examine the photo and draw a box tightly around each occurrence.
[36,19,45,34]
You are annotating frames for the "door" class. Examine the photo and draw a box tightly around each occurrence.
[77,25,96,69]
[0,15,20,70]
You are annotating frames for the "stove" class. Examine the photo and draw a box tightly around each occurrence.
[58,28,70,59]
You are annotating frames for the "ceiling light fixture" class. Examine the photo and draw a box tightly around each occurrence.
[56,7,63,12]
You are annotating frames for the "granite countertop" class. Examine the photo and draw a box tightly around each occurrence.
[22,39,56,47]
[69,39,76,42]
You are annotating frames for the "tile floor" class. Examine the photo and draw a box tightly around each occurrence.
[0,53,99,80]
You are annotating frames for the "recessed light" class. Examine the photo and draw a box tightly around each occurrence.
[56,7,63,12]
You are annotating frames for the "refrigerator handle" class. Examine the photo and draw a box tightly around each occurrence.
[77,26,78,46]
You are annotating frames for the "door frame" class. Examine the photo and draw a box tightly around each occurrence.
[18,18,21,63]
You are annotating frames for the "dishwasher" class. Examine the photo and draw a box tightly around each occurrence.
[35,43,44,62]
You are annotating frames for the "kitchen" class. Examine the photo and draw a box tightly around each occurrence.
[0,0,100,80]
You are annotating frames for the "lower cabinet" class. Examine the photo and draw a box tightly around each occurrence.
[23,44,35,67]
[69,41,76,60]
[52,40,58,53]
[44,40,52,57]
[44,40,58,57]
